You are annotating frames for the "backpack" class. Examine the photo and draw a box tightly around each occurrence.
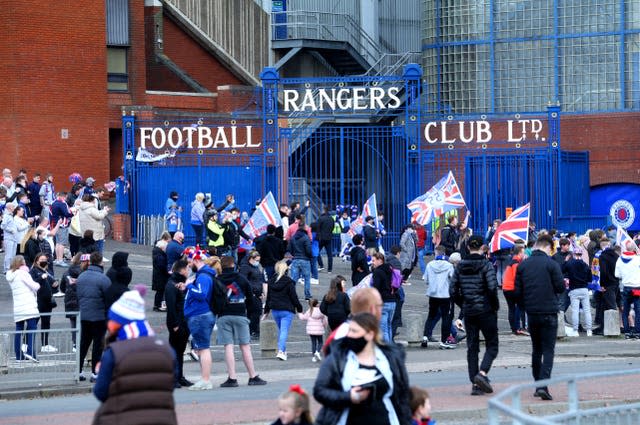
[391,268,403,291]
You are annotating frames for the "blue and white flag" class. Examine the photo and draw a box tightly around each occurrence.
[242,192,282,240]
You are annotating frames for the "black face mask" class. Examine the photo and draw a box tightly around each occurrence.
[345,336,368,354]
[172,197,179,201]
[191,265,198,274]
[39,262,48,268]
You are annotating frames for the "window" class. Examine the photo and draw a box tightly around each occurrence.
[107,47,128,91]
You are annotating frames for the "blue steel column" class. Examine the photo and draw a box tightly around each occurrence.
[619,0,626,110]
[260,67,280,200]
[121,113,136,241]
[547,103,561,222]
[403,64,423,221]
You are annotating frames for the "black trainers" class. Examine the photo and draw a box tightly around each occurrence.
[178,377,194,387]
[473,373,493,393]
[534,387,553,401]
[248,375,267,386]
[471,384,485,396]
[420,341,429,348]
[220,377,239,388]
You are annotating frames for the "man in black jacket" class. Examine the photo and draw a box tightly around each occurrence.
[441,215,459,256]
[593,238,620,334]
[315,207,335,273]
[239,250,266,339]
[451,235,500,396]
[514,234,565,401]
[363,216,379,250]
[216,256,267,388]
[350,234,369,286]
[254,224,285,279]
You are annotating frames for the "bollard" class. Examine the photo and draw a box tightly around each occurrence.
[402,312,427,344]
[0,333,9,367]
[604,309,621,336]
[259,320,278,354]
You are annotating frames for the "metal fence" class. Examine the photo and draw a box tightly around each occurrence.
[488,368,640,424]
[0,312,81,390]
[136,214,167,246]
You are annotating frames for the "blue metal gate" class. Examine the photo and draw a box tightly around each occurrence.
[284,125,407,246]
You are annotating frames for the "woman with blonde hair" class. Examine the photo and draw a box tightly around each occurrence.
[204,255,222,275]
[264,260,303,361]
[190,192,206,247]
[20,228,39,268]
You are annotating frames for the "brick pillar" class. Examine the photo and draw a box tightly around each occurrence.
[112,214,132,242]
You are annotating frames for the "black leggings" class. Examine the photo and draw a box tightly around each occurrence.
[310,335,323,353]
[40,313,51,346]
[169,325,190,379]
[79,320,106,374]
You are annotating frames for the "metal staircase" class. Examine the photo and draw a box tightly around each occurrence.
[286,52,421,155]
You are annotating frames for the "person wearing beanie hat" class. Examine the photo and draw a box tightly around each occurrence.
[105,251,132,311]
[93,286,177,425]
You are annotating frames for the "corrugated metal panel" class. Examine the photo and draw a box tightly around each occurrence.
[287,0,359,17]
[107,0,130,46]
[378,0,421,53]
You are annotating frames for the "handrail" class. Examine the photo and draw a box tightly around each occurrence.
[271,10,381,67]
[488,368,640,424]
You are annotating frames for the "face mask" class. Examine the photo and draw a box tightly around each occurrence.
[345,336,368,354]
[191,265,198,274]
[39,262,48,268]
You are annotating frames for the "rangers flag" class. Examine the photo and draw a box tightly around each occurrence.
[407,171,466,225]
[242,192,282,240]
[489,203,530,253]
[348,194,378,237]
[616,226,639,252]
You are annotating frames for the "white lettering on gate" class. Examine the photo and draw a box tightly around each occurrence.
[424,120,546,144]
[138,126,260,151]
[281,86,404,112]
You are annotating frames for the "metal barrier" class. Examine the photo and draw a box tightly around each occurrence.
[136,214,166,246]
[0,312,81,390]
[488,368,640,424]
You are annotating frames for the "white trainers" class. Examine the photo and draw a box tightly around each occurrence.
[313,351,322,362]
[586,330,593,337]
[53,291,65,298]
[187,380,213,391]
[41,345,59,353]
[21,344,28,353]
[276,351,287,361]
[566,328,579,337]
[310,278,320,285]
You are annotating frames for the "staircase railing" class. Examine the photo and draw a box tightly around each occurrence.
[271,10,381,69]
[288,177,324,224]
[286,52,421,154]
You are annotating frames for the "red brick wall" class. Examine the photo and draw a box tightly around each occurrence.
[560,113,640,186]
[162,14,243,92]
[1,0,109,190]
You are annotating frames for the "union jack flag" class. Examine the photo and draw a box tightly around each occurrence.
[242,192,282,240]
[616,226,639,252]
[407,171,466,225]
[489,203,530,253]
[348,194,378,237]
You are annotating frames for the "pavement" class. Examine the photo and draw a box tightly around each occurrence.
[2,239,640,424]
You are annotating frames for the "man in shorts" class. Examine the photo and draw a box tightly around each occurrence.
[182,247,216,390]
[215,255,267,387]
[50,192,74,267]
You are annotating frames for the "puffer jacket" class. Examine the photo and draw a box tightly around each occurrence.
[7,266,40,322]
[298,307,327,336]
[451,253,499,316]
[264,274,303,314]
[313,339,412,425]
[78,201,108,241]
[76,264,111,321]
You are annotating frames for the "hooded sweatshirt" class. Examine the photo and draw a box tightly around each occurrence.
[264,274,303,314]
[615,252,640,288]
[105,252,133,311]
[424,256,453,298]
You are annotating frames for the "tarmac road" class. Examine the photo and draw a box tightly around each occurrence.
[2,240,640,424]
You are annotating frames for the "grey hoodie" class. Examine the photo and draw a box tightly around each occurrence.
[424,259,453,298]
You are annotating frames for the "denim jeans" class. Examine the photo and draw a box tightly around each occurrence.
[271,310,294,352]
[380,301,396,342]
[417,247,427,275]
[622,287,640,334]
[569,287,592,331]
[15,317,39,360]
[290,259,311,299]
[311,256,319,279]
[95,239,104,253]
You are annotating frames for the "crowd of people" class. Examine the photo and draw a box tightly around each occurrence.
[8,179,640,424]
